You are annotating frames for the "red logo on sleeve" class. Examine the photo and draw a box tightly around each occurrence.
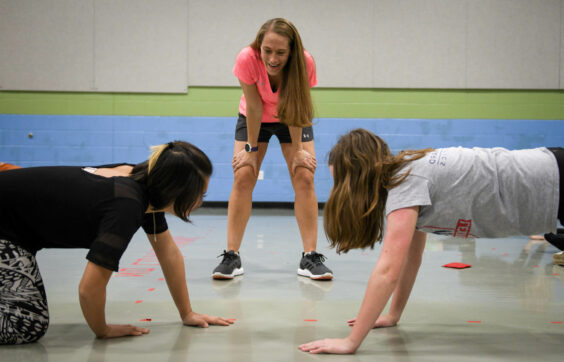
[453,219,472,238]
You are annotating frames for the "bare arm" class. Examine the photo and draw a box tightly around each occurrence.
[348,230,426,328]
[289,126,304,152]
[299,206,420,354]
[232,80,263,175]
[384,230,426,323]
[288,126,316,175]
[148,229,233,327]
[79,262,149,338]
[240,80,262,149]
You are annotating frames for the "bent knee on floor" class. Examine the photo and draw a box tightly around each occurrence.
[0,314,49,345]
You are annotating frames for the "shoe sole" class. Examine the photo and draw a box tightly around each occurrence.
[297,268,333,280]
[212,268,244,280]
[554,252,564,266]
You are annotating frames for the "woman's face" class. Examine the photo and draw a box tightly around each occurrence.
[191,176,209,214]
[260,31,290,78]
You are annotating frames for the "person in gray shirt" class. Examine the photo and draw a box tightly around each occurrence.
[299,128,562,355]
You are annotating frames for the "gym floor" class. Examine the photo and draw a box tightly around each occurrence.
[2,207,563,362]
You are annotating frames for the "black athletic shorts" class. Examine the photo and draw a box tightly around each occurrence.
[234,113,313,143]
[549,147,564,225]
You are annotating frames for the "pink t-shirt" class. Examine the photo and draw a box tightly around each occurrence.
[233,46,317,123]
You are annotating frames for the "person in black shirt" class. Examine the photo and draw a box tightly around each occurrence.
[0,141,233,344]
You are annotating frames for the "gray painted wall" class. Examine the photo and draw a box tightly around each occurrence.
[1,0,563,92]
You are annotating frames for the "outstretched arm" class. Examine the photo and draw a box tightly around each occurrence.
[148,229,233,327]
[79,262,149,338]
[382,230,426,324]
[299,206,420,354]
[349,230,426,328]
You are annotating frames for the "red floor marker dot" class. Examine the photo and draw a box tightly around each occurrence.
[534,265,539,268]
[304,319,318,322]
[551,321,563,324]
[227,318,237,322]
[158,278,164,281]
[148,288,155,292]
[140,318,152,322]
[554,273,560,276]
[442,262,472,269]
[135,300,143,304]
[502,253,509,256]
[467,320,481,323]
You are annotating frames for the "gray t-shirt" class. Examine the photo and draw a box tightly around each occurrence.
[385,147,559,238]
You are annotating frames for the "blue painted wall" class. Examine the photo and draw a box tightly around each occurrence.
[1,114,563,202]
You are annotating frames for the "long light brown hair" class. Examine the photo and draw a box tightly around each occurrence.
[324,129,432,254]
[250,18,313,127]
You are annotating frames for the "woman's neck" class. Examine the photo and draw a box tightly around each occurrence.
[268,73,282,92]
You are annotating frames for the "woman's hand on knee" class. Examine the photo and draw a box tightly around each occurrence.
[233,149,259,176]
[291,149,316,175]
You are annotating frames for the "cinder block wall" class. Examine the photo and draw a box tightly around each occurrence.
[1,88,563,202]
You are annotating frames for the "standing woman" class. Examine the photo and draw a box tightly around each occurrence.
[212,18,332,280]
[0,141,233,344]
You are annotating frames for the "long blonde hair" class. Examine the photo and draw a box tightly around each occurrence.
[250,18,313,127]
[324,129,432,254]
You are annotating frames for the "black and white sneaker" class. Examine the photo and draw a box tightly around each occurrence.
[545,229,564,251]
[212,250,244,280]
[554,250,564,266]
[297,251,333,280]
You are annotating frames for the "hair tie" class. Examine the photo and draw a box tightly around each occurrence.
[167,142,174,150]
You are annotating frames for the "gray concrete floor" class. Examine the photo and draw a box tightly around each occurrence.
[2,207,564,361]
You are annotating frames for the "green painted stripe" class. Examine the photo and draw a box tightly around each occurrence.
[1,87,563,119]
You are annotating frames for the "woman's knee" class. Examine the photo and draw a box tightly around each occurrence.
[0,314,49,344]
[292,168,315,191]
[0,239,49,344]
[233,167,258,190]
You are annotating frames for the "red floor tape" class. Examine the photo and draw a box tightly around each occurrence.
[442,262,472,269]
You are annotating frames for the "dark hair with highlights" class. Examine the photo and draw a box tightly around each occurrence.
[250,18,314,128]
[130,141,212,222]
[324,129,432,254]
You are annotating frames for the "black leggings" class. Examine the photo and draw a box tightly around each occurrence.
[549,148,564,226]
[0,239,49,344]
